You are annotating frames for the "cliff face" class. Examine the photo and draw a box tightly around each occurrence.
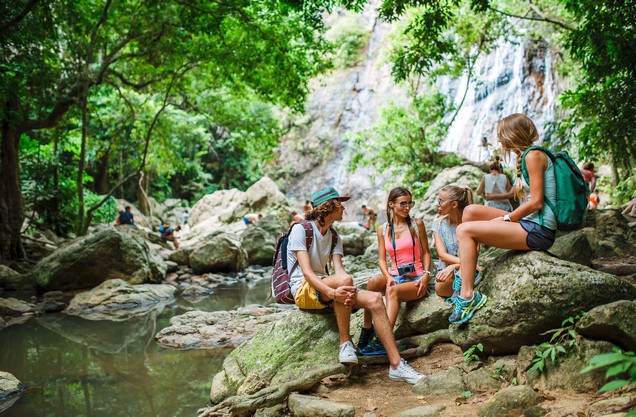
[271,5,564,220]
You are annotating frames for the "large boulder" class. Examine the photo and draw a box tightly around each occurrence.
[582,209,636,259]
[189,233,248,274]
[63,279,176,321]
[576,300,636,352]
[241,216,288,266]
[334,222,375,256]
[449,251,636,355]
[0,265,24,291]
[33,228,167,292]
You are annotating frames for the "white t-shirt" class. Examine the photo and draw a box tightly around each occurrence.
[287,221,344,296]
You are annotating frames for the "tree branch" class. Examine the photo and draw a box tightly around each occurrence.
[0,0,42,38]
[487,5,575,31]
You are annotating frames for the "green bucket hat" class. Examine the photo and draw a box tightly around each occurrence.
[310,187,350,208]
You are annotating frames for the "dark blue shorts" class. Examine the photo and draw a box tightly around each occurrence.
[519,220,556,251]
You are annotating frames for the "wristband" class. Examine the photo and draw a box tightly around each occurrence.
[422,270,431,275]
[503,214,511,222]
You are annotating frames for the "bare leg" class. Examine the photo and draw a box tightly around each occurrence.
[456,221,530,299]
[385,282,426,328]
[321,274,355,344]
[353,290,401,368]
[435,277,454,298]
[363,275,386,328]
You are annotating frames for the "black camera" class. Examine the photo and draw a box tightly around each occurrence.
[397,262,416,276]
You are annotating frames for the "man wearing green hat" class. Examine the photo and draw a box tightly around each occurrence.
[287,186,424,384]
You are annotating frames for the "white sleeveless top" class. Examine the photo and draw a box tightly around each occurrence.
[484,174,512,211]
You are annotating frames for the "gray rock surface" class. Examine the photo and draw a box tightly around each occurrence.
[0,371,23,401]
[33,228,166,291]
[0,297,36,316]
[477,385,544,417]
[550,230,593,266]
[189,233,248,274]
[155,306,289,349]
[412,366,466,396]
[287,393,355,417]
[576,299,636,352]
[63,279,176,321]
[0,265,23,291]
[393,404,446,417]
[449,251,636,355]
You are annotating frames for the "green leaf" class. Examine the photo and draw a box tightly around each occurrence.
[598,379,629,393]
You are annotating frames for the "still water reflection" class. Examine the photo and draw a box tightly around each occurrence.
[0,279,271,417]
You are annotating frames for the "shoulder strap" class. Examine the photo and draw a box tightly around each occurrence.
[288,220,314,276]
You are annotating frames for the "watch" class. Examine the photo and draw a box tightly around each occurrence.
[503,214,511,222]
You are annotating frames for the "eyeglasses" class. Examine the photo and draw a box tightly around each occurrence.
[396,201,415,209]
[437,198,453,205]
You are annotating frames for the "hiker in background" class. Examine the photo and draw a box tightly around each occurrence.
[115,206,137,228]
[431,185,483,299]
[361,205,378,232]
[451,113,557,325]
[243,213,262,225]
[476,156,513,212]
[182,209,189,225]
[303,200,312,213]
[290,210,303,226]
[160,224,180,249]
[581,162,597,192]
[358,187,431,356]
[287,186,424,384]
[588,190,600,210]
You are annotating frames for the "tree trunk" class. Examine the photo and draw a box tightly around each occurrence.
[138,170,150,215]
[0,123,26,260]
[75,78,89,236]
[93,150,110,195]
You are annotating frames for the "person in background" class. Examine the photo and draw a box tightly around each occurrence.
[115,206,137,228]
[290,210,303,226]
[243,213,263,225]
[160,224,180,249]
[182,209,189,225]
[581,162,597,192]
[361,205,378,232]
[588,190,600,210]
[358,187,431,356]
[476,156,513,212]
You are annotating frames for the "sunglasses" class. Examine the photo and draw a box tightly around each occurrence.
[437,198,454,205]
[395,201,415,209]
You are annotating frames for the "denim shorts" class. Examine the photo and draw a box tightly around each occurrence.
[392,274,423,285]
[519,220,556,251]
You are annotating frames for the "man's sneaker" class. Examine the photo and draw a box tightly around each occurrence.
[388,359,424,384]
[339,341,358,364]
[448,290,487,325]
[356,327,375,351]
[359,336,387,356]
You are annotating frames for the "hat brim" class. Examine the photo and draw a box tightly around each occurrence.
[337,196,351,201]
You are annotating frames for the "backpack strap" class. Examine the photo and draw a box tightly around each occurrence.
[288,220,314,276]
[520,146,557,226]
[325,226,339,275]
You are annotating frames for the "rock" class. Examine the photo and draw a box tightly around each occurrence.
[587,395,635,416]
[449,251,636,355]
[412,366,466,396]
[241,217,287,266]
[0,318,5,330]
[253,403,288,417]
[38,300,66,313]
[550,230,593,266]
[477,385,544,417]
[63,279,176,321]
[168,248,192,265]
[0,265,23,291]
[33,228,167,291]
[394,293,453,340]
[463,366,504,392]
[210,309,341,403]
[0,297,37,316]
[165,260,179,273]
[287,393,355,417]
[334,222,375,256]
[0,371,23,401]
[180,285,214,301]
[582,209,636,259]
[576,300,636,352]
[517,339,614,392]
[189,233,248,273]
[155,306,289,349]
[394,404,446,417]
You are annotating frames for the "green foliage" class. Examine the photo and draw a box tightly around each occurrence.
[347,89,460,197]
[581,348,636,415]
[463,343,483,364]
[325,12,370,68]
[460,390,473,398]
[530,313,584,374]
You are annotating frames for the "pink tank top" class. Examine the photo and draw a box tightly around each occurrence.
[383,227,424,276]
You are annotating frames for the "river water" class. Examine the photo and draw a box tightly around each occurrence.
[0,279,271,417]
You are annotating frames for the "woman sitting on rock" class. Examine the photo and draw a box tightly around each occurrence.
[476,156,513,212]
[451,113,558,325]
[431,185,482,299]
[358,187,432,355]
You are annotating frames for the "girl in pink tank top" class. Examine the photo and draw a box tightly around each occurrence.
[357,187,432,356]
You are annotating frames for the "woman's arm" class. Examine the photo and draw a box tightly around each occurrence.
[376,227,392,279]
[415,219,432,272]
[433,230,460,266]
[476,177,485,196]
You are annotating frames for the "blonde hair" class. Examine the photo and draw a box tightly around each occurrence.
[497,113,539,200]
[438,185,474,222]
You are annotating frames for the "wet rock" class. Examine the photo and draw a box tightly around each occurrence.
[0,371,23,401]
[0,297,37,316]
[38,300,66,313]
[181,285,214,301]
[477,385,544,417]
[449,251,636,355]
[63,279,176,321]
[168,248,192,266]
[33,228,167,291]
[576,299,636,352]
[42,291,64,301]
[155,305,288,350]
[287,393,354,417]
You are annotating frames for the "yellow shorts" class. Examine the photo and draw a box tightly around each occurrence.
[294,279,332,310]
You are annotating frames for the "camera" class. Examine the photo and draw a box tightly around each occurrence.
[397,262,416,276]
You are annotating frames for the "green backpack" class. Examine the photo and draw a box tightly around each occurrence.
[521,146,589,231]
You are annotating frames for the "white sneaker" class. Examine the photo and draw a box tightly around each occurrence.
[388,358,424,384]
[339,341,358,364]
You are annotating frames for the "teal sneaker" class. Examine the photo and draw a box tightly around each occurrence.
[356,327,375,351]
[359,336,387,356]
[451,270,483,299]
[448,290,487,325]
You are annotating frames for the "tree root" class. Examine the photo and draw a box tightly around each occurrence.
[196,328,451,417]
